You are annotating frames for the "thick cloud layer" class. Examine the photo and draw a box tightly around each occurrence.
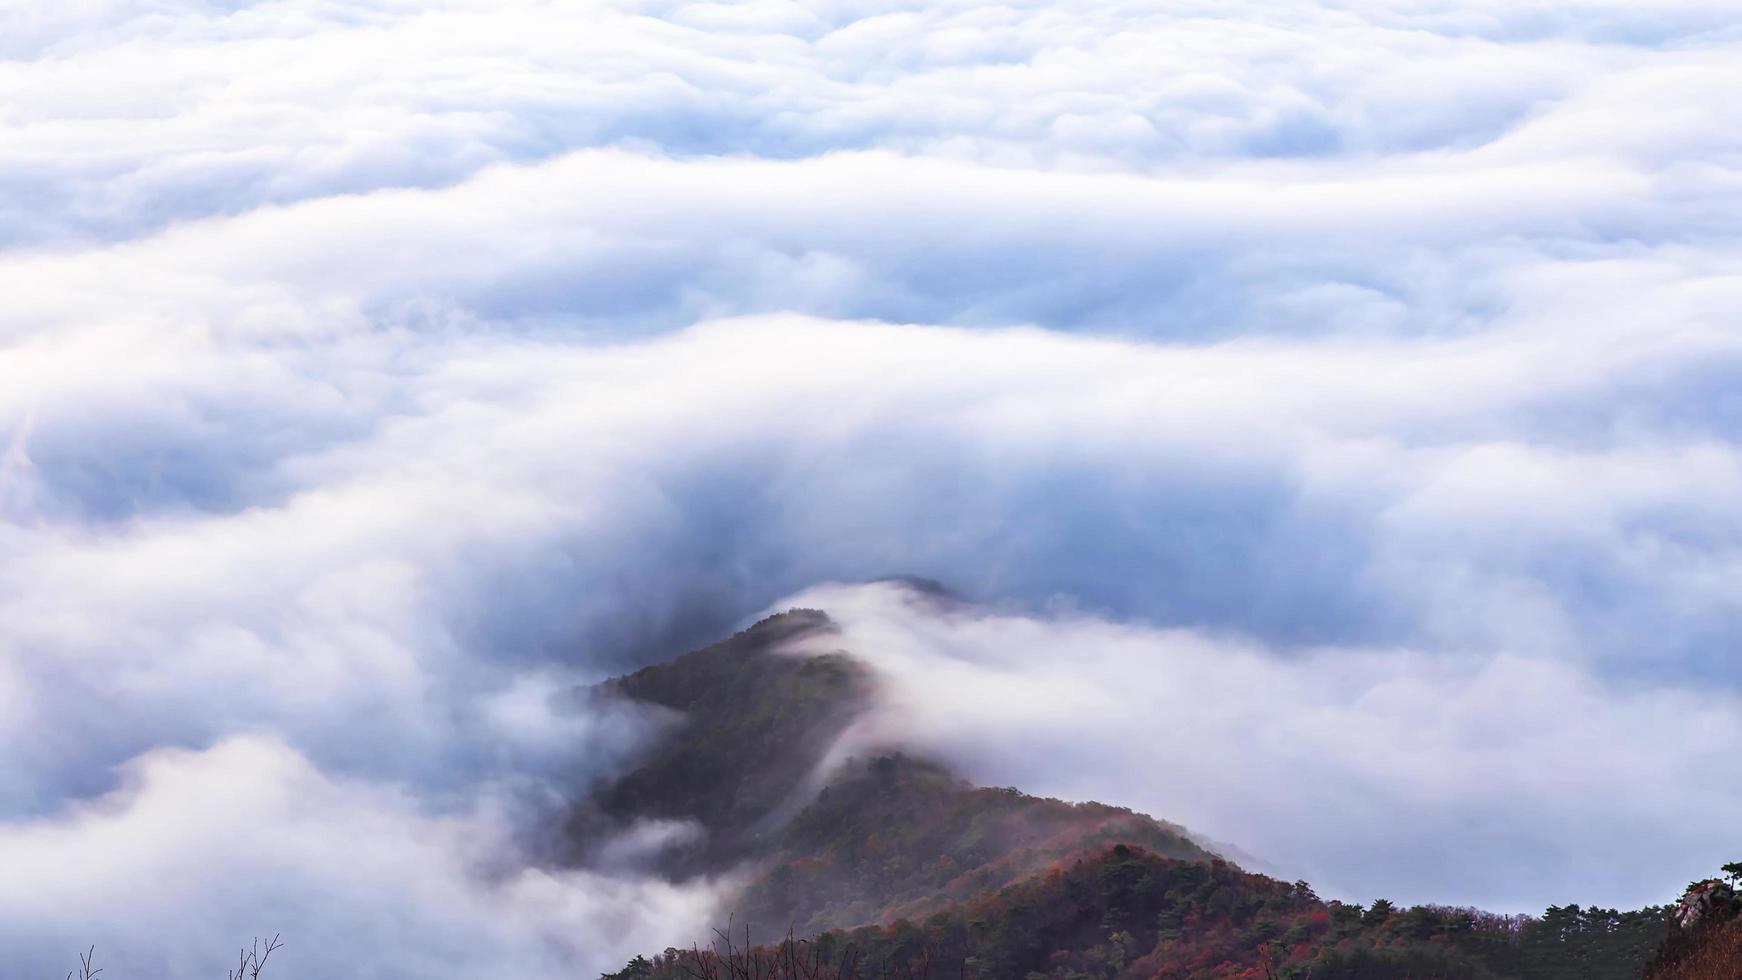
[4,0,1742,975]
[786,580,1742,913]
[0,736,735,978]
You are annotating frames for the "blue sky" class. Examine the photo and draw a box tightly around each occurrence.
[2,1,1742,975]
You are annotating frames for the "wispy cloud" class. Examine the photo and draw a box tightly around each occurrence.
[786,580,1742,912]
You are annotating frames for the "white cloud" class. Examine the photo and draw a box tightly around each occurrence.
[3,0,1736,243]
[783,580,1742,911]
[0,735,728,978]
[2,0,1742,971]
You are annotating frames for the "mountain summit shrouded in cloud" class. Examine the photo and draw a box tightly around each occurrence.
[4,0,1742,976]
[580,604,1679,979]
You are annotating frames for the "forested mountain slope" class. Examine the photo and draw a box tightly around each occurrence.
[567,609,873,875]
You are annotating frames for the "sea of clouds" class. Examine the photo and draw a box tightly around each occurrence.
[4,0,1742,975]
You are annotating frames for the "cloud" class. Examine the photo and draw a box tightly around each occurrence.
[783,580,1742,912]
[5,314,1739,903]
[2,0,1741,973]
[0,735,730,978]
[0,145,1689,346]
[2,0,1736,245]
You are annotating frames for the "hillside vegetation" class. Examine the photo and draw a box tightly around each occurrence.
[610,843,1673,980]
[741,753,1211,936]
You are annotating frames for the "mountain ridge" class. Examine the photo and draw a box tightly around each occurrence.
[579,607,1688,979]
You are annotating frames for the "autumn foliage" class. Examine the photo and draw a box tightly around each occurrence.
[607,844,1673,980]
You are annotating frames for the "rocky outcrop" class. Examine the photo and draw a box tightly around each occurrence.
[1649,879,1742,979]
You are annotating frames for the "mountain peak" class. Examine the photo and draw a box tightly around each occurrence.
[569,610,1214,937]
[567,607,871,875]
[588,612,1687,980]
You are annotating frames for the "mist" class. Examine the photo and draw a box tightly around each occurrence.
[4,0,1742,975]
[784,580,1742,914]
